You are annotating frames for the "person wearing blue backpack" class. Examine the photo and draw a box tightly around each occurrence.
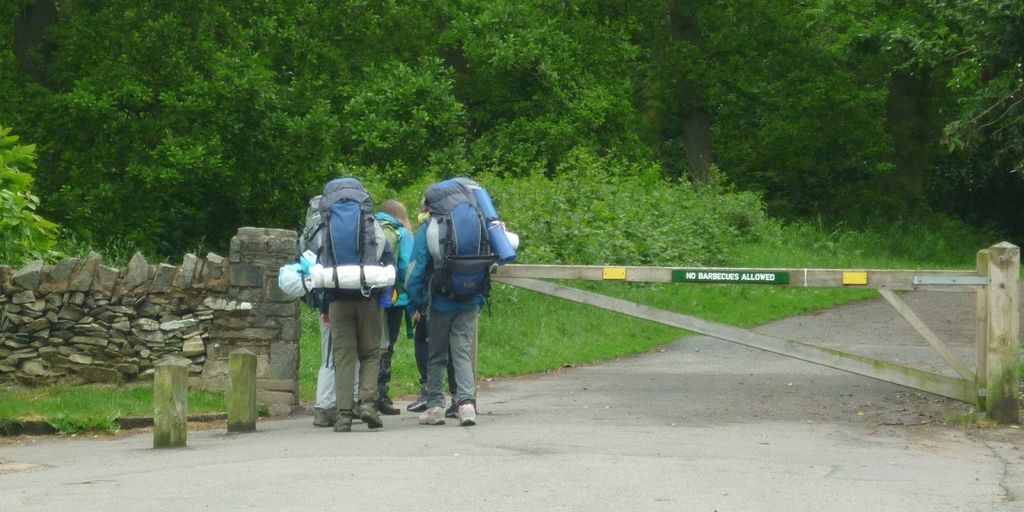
[316,178,395,432]
[405,178,516,426]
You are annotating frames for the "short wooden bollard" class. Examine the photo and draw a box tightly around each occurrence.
[153,357,190,448]
[227,350,257,433]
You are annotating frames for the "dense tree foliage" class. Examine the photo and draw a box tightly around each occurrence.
[0,126,58,264]
[1,0,1020,258]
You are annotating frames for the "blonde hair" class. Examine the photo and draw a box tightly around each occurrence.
[380,199,412,231]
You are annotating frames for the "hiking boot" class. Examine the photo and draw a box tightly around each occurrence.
[406,395,428,413]
[445,400,458,418]
[418,406,446,425]
[359,401,383,430]
[313,407,337,427]
[377,398,401,416]
[457,403,477,427]
[333,410,353,432]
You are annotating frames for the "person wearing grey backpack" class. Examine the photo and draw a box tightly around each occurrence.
[302,178,394,432]
[405,178,513,426]
[295,194,340,427]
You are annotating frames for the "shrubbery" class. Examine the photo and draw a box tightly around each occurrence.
[478,151,778,266]
[0,126,59,265]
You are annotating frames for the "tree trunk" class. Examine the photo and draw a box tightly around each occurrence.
[670,3,715,184]
[885,69,934,213]
[13,0,59,88]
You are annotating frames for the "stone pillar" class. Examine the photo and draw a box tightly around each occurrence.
[219,227,300,417]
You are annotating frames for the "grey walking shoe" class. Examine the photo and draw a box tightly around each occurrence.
[333,410,353,432]
[457,403,477,427]
[418,406,446,425]
[313,407,337,427]
[359,401,383,429]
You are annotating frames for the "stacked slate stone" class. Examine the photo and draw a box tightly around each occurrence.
[0,251,231,386]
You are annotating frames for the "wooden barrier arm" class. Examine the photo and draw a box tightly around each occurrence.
[494,264,982,292]
[496,276,975,403]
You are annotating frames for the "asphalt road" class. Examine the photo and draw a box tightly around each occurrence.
[1,291,1022,512]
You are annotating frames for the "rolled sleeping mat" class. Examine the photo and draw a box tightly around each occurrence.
[471,187,499,221]
[306,264,396,290]
[487,221,517,265]
[469,187,516,264]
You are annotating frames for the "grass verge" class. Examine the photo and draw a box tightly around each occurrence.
[0,385,226,435]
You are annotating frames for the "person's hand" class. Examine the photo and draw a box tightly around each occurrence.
[320,314,330,325]
[411,311,421,324]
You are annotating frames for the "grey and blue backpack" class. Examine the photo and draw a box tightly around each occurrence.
[303,178,390,299]
[423,178,499,301]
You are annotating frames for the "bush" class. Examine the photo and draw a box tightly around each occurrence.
[0,126,59,265]
[479,150,778,266]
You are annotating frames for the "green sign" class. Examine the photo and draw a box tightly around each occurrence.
[671,269,790,285]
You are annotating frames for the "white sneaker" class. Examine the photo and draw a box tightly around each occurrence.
[458,403,477,427]
[418,406,446,425]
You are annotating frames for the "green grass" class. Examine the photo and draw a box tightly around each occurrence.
[0,385,226,434]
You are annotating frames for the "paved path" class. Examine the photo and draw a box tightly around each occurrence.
[1,291,1022,511]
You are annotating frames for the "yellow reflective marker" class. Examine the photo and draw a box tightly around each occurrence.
[842,272,868,285]
[602,267,627,280]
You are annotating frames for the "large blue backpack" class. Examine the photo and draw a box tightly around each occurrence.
[317,178,389,297]
[423,178,498,300]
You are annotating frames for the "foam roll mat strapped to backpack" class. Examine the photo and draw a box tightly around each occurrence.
[304,264,396,290]
[470,186,517,265]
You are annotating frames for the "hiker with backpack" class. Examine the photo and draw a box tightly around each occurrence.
[291,194,341,427]
[310,178,395,432]
[373,199,414,416]
[405,311,460,417]
[405,178,517,427]
[406,193,460,416]
[291,194,361,428]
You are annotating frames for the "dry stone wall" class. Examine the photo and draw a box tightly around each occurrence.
[0,228,301,416]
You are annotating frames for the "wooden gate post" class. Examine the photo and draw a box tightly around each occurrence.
[985,242,1020,424]
[227,350,257,433]
[975,249,989,410]
[153,357,190,448]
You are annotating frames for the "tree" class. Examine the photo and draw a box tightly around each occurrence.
[0,126,59,265]
[874,0,1024,238]
[444,0,648,177]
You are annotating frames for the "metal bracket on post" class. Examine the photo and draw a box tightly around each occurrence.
[912,276,988,286]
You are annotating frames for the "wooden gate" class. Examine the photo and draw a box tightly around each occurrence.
[493,242,1021,424]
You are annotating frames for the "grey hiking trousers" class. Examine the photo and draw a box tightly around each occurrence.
[425,307,479,409]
